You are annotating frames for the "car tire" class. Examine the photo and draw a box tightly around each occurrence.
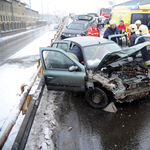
[85,87,109,109]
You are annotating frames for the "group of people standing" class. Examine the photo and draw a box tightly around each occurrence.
[87,19,150,67]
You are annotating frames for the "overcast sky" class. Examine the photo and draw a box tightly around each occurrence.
[22,0,128,14]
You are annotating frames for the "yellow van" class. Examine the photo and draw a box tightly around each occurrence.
[107,5,150,34]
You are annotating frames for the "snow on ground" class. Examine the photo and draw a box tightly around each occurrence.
[25,89,64,150]
[0,29,56,150]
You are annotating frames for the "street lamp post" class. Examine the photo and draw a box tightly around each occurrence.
[29,0,33,29]
[41,0,44,20]
[47,2,52,25]
[41,0,44,27]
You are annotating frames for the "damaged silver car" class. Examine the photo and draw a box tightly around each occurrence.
[39,35,150,112]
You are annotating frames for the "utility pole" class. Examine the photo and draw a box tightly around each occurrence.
[47,2,51,23]
[29,0,33,29]
[41,0,44,20]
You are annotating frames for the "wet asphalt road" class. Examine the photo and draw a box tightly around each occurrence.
[51,27,150,150]
[53,91,150,150]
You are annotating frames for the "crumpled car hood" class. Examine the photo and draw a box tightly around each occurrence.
[94,41,150,71]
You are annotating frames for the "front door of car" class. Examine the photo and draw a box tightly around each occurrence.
[39,47,86,92]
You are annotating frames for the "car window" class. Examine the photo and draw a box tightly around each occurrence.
[83,43,121,68]
[68,23,84,30]
[43,50,74,70]
[131,14,150,30]
[51,43,57,48]
[103,9,111,14]
[57,43,68,51]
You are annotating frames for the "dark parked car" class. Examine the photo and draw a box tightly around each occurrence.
[39,35,150,111]
[61,21,91,39]
[61,15,93,39]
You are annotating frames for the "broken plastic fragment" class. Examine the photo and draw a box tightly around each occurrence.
[103,102,117,113]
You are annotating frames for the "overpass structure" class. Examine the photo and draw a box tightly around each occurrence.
[112,0,150,8]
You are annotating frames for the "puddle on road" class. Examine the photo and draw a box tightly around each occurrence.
[53,92,150,150]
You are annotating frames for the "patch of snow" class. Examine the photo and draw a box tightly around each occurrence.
[25,89,64,150]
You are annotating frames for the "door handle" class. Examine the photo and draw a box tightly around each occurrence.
[47,76,54,79]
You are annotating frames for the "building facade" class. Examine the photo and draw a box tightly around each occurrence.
[0,0,39,32]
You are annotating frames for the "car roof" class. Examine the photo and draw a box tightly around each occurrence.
[71,20,89,24]
[63,36,113,47]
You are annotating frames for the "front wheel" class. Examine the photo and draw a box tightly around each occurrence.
[85,88,109,109]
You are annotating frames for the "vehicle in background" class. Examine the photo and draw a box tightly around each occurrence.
[39,35,150,110]
[69,13,75,19]
[78,15,94,24]
[73,15,79,21]
[97,8,111,18]
[87,13,99,17]
[61,21,91,39]
[61,15,93,39]
[106,5,150,34]
[54,24,61,29]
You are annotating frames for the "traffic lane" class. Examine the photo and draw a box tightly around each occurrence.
[0,26,51,63]
[53,92,150,150]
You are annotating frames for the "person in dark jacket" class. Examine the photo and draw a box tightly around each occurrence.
[103,19,122,44]
[68,45,83,63]
[128,24,137,47]
[135,25,150,66]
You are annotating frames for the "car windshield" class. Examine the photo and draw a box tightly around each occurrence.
[103,10,111,14]
[83,43,121,68]
[78,15,93,21]
[68,23,84,30]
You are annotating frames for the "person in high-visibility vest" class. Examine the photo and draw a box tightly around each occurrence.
[88,22,100,37]
[117,20,126,32]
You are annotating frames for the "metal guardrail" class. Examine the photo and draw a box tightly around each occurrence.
[50,19,67,43]
[0,16,69,149]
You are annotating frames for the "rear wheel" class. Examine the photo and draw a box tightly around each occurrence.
[85,87,109,109]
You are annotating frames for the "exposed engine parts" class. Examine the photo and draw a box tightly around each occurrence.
[88,58,150,103]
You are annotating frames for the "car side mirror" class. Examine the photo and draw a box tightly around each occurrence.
[69,66,78,72]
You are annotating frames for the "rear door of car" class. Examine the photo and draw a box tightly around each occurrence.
[50,41,71,52]
[39,47,86,92]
